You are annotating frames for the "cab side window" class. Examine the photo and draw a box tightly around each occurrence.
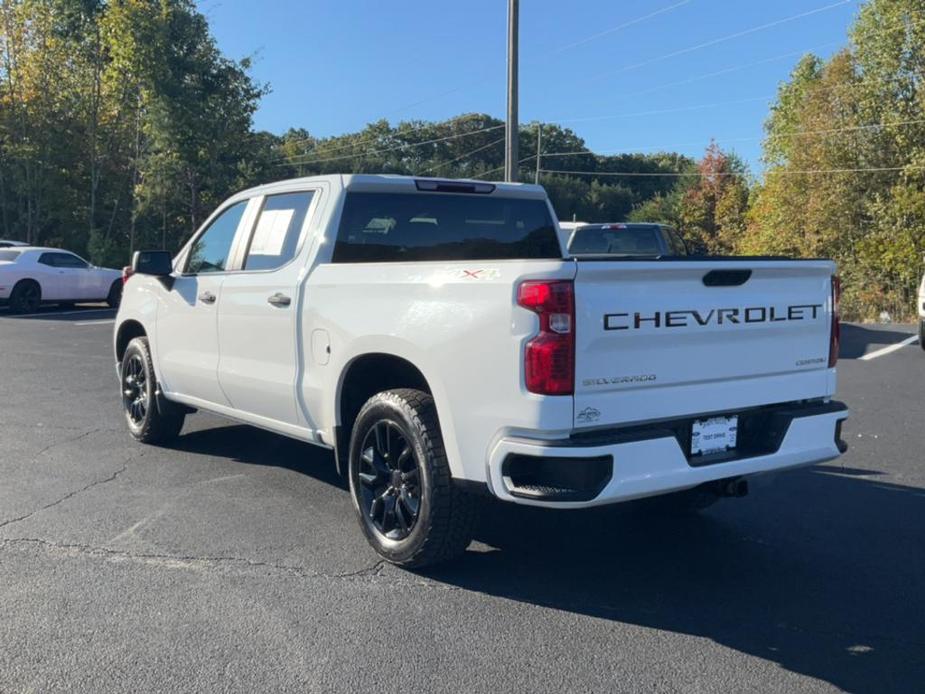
[242,192,314,271]
[186,201,248,274]
[666,228,688,256]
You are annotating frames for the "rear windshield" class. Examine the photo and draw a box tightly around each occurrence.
[0,250,21,262]
[333,192,561,263]
[569,226,662,256]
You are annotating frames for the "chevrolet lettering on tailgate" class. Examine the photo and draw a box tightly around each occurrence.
[603,304,823,331]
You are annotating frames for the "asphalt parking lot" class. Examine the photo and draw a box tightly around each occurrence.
[1,307,923,693]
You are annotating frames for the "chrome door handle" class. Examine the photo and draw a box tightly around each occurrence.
[267,292,291,307]
[198,291,216,304]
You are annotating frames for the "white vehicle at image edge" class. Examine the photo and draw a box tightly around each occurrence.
[918,270,925,349]
[114,174,849,568]
[0,247,123,313]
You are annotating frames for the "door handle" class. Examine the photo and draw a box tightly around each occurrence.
[267,292,291,308]
[198,291,216,304]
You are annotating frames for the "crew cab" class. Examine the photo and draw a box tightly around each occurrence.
[114,174,848,567]
[0,247,122,313]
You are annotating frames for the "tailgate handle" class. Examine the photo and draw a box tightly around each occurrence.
[702,269,752,287]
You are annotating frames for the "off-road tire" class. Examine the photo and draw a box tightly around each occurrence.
[348,388,479,569]
[121,336,185,444]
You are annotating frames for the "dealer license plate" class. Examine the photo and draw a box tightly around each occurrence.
[691,416,738,456]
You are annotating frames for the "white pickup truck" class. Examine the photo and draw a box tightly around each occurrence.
[114,174,848,567]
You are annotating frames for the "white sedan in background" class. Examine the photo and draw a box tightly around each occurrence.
[918,270,925,350]
[0,247,122,314]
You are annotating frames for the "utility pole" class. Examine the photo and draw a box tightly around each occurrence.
[505,0,519,182]
[534,123,542,184]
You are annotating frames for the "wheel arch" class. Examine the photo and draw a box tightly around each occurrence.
[115,319,147,362]
[8,277,42,312]
[11,277,41,294]
[334,352,434,477]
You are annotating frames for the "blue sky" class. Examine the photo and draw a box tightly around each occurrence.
[197,0,861,172]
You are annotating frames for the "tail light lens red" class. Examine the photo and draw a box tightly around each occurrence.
[518,280,575,395]
[122,265,134,285]
[828,275,840,368]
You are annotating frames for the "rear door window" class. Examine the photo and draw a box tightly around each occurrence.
[333,192,560,263]
[243,192,314,271]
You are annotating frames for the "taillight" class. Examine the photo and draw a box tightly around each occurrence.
[122,265,134,285]
[828,275,840,368]
[518,280,575,395]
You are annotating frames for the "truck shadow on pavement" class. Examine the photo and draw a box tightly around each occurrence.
[433,467,925,693]
[168,424,923,692]
[167,423,348,491]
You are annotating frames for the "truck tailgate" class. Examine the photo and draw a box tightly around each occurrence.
[573,259,836,429]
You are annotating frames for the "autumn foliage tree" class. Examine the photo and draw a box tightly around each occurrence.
[678,142,749,254]
[742,0,925,319]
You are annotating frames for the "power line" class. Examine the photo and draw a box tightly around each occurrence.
[539,165,920,178]
[276,124,506,168]
[273,0,868,170]
[276,30,925,174]
[615,41,842,100]
[551,0,692,55]
[274,110,925,175]
[471,165,507,180]
[417,137,505,176]
[585,0,854,83]
[277,95,775,170]
[377,0,694,120]
[534,117,925,161]
[277,115,500,161]
[552,95,773,125]
[472,153,538,181]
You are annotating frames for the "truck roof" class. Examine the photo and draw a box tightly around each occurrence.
[228,174,548,203]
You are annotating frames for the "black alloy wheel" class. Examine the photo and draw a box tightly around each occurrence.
[357,420,423,540]
[348,389,479,568]
[119,336,185,444]
[122,351,149,426]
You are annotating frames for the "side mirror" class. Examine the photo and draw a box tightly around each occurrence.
[132,250,173,277]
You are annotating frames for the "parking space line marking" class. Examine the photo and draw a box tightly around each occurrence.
[74,319,115,326]
[859,335,919,361]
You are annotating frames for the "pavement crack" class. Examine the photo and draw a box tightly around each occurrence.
[332,559,387,579]
[26,427,101,463]
[0,452,139,531]
[0,537,448,589]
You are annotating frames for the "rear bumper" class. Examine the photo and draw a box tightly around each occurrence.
[486,401,849,508]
